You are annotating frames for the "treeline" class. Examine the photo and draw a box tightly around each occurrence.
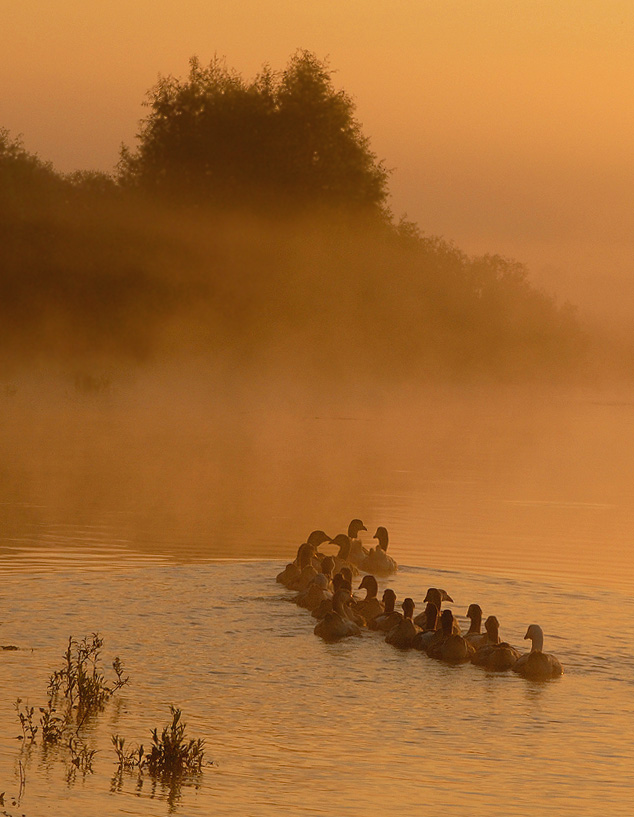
[0,52,585,381]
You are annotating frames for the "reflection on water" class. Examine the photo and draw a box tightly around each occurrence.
[1,381,634,588]
[0,562,632,817]
[1,381,633,814]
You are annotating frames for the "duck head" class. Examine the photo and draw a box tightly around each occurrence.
[307,530,332,547]
[440,609,454,635]
[348,519,367,538]
[296,542,316,569]
[339,566,353,585]
[382,588,396,613]
[402,597,415,620]
[466,603,483,632]
[524,624,544,652]
[424,601,439,630]
[330,533,352,559]
[484,615,500,644]
[424,588,442,609]
[358,574,378,599]
[373,526,389,552]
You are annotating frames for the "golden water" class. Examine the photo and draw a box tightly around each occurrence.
[0,381,632,815]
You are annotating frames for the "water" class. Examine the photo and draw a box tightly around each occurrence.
[0,381,633,815]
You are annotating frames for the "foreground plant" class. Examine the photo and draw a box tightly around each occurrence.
[112,706,205,778]
[48,634,129,723]
[15,633,129,783]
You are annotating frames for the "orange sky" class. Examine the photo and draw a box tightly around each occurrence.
[2,1,633,318]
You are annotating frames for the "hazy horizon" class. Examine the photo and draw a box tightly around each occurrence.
[2,2,633,322]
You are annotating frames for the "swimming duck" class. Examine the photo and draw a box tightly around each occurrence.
[319,555,335,580]
[361,527,398,576]
[369,589,402,632]
[464,603,486,648]
[411,602,440,652]
[345,519,369,567]
[471,616,521,671]
[413,589,458,632]
[276,562,300,587]
[427,610,475,664]
[296,531,332,570]
[295,573,332,611]
[512,624,564,680]
[330,534,360,576]
[311,572,348,619]
[306,530,332,550]
[354,575,383,622]
[313,589,362,642]
[385,597,420,649]
[288,562,319,592]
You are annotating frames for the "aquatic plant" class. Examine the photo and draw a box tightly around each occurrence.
[147,707,205,776]
[67,735,97,773]
[112,706,205,778]
[14,633,129,787]
[14,699,37,743]
[47,633,129,720]
[111,734,146,771]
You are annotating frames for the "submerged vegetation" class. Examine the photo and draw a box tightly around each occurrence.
[0,52,588,383]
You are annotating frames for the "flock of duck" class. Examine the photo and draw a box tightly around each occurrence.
[276,520,564,681]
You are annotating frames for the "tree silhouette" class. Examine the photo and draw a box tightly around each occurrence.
[119,51,390,215]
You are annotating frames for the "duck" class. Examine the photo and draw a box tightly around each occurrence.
[275,562,300,587]
[354,575,383,622]
[385,598,420,649]
[319,555,335,581]
[512,624,564,680]
[369,589,402,632]
[311,572,348,619]
[305,529,333,551]
[295,573,332,611]
[413,588,459,632]
[336,579,367,627]
[313,589,362,642]
[427,610,475,664]
[346,519,369,567]
[360,527,398,576]
[411,602,440,652]
[330,534,360,576]
[296,531,332,569]
[471,616,521,671]
[464,603,486,648]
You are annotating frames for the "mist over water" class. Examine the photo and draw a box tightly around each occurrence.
[2,373,633,590]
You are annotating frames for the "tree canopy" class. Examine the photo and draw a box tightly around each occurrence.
[118,51,390,216]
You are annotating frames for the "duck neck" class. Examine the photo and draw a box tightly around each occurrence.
[467,610,482,635]
[530,630,544,652]
[486,624,500,644]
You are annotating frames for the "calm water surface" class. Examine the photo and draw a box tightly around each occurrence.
[0,382,633,815]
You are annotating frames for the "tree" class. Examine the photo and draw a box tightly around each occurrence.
[119,51,390,216]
